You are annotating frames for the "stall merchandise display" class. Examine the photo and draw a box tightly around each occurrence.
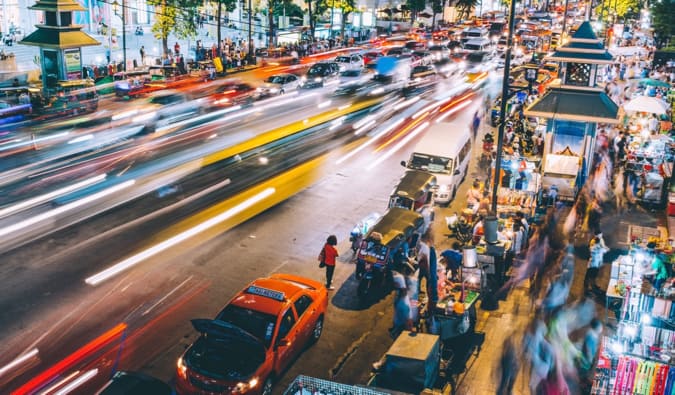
[283,375,391,395]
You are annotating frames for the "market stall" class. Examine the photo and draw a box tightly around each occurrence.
[494,156,541,219]
[624,135,674,205]
[594,229,675,394]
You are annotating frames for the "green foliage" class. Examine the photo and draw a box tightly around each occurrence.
[432,0,443,14]
[274,1,304,18]
[456,0,479,19]
[407,0,426,13]
[147,0,201,54]
[652,0,675,47]
[595,0,639,19]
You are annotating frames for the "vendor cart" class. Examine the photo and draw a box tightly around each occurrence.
[368,331,442,394]
[283,375,394,395]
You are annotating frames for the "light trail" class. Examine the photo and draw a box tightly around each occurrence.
[0,348,38,378]
[367,121,430,170]
[0,174,106,219]
[0,179,135,238]
[334,118,405,165]
[435,99,474,123]
[52,368,98,395]
[85,187,276,286]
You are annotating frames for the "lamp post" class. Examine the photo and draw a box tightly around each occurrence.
[112,0,126,70]
[248,0,253,62]
[490,0,517,215]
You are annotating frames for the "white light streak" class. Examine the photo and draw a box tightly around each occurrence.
[85,187,276,286]
[317,100,332,109]
[367,121,430,170]
[435,100,473,123]
[67,134,94,144]
[0,174,106,219]
[335,118,405,165]
[0,348,38,378]
[53,369,98,395]
[0,180,136,238]
[0,132,69,152]
[394,97,420,110]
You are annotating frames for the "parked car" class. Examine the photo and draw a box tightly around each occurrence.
[335,54,364,71]
[301,61,340,88]
[255,73,300,97]
[176,274,328,395]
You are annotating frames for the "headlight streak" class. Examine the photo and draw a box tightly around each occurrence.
[0,174,107,219]
[394,97,420,110]
[52,369,98,395]
[38,370,81,395]
[317,100,332,109]
[335,117,405,165]
[435,99,473,123]
[353,120,376,136]
[367,121,430,170]
[0,348,39,378]
[0,179,136,239]
[0,132,69,152]
[85,187,276,286]
[67,134,94,144]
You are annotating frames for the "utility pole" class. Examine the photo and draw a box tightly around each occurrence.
[490,0,517,214]
[248,0,253,60]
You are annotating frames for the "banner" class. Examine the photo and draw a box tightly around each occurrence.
[65,49,82,80]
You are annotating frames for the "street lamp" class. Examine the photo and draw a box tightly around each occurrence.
[112,0,126,71]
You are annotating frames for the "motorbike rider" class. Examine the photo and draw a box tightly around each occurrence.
[357,231,383,278]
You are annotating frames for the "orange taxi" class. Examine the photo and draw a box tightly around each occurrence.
[176,274,328,395]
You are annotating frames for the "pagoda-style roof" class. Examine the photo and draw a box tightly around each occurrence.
[524,87,620,123]
[21,28,100,49]
[546,21,614,65]
[29,0,85,12]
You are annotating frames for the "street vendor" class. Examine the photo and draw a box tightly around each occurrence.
[440,242,463,281]
[644,242,670,290]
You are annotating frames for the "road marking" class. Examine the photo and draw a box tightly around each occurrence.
[0,348,39,378]
[142,276,194,316]
[85,187,276,285]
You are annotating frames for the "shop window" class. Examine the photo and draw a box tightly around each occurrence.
[565,62,591,86]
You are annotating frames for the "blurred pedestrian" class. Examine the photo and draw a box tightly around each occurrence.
[417,231,431,296]
[497,335,521,395]
[321,235,339,290]
[576,319,603,393]
[174,42,180,55]
[139,45,145,63]
[584,233,608,294]
[471,110,481,141]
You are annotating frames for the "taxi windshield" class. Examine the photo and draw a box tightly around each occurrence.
[216,305,277,347]
[408,153,452,174]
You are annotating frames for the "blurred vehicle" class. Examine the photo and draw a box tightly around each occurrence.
[209,80,256,106]
[335,54,364,72]
[97,371,172,395]
[410,64,438,82]
[255,73,300,97]
[38,80,99,119]
[362,50,385,65]
[411,50,434,66]
[338,68,372,85]
[447,40,463,52]
[113,69,152,98]
[134,90,202,129]
[373,56,412,85]
[0,86,40,125]
[460,27,489,45]
[496,51,524,69]
[301,61,340,88]
[175,274,328,395]
[385,46,410,57]
[463,38,493,52]
[496,37,508,52]
[428,45,450,61]
[405,40,425,51]
[433,58,461,78]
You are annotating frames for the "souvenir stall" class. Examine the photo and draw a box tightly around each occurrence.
[623,131,674,206]
[494,155,541,219]
[593,231,675,394]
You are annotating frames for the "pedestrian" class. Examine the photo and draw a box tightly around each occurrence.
[584,233,608,294]
[139,46,145,63]
[174,42,180,55]
[471,110,481,141]
[497,335,521,395]
[320,235,339,290]
[390,277,413,338]
[576,319,603,393]
[428,241,439,307]
[416,231,431,296]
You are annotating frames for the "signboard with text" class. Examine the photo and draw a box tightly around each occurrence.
[64,49,82,80]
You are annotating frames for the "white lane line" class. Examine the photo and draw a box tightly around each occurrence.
[53,368,98,395]
[85,187,276,286]
[367,121,430,170]
[0,348,39,378]
[0,174,106,219]
[0,179,136,238]
[142,276,194,316]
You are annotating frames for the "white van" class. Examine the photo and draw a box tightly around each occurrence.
[463,38,492,52]
[460,27,489,44]
[401,121,472,205]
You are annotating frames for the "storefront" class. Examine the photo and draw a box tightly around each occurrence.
[494,155,541,219]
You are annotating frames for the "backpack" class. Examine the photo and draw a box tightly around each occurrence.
[318,245,326,268]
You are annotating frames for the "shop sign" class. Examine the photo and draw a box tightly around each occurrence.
[64,49,82,80]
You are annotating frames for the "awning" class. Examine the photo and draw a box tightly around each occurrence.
[20,28,100,49]
[546,50,614,64]
[524,87,620,123]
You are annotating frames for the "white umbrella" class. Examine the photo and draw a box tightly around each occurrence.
[623,95,670,115]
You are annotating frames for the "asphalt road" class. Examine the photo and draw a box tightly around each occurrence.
[0,75,485,394]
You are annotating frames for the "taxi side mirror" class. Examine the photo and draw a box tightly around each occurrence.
[400,160,407,167]
[454,169,461,175]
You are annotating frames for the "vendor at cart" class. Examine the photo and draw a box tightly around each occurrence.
[643,242,670,291]
[440,242,463,281]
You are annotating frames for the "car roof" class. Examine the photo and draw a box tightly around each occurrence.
[229,275,319,316]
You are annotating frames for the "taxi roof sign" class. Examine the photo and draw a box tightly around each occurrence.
[246,286,285,301]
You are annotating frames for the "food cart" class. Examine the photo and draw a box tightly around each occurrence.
[369,331,442,394]
[283,375,394,395]
[494,155,541,219]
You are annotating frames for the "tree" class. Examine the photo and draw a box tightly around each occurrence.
[264,0,293,46]
[652,0,675,48]
[431,0,443,30]
[406,0,426,24]
[148,0,201,56]
[455,0,479,20]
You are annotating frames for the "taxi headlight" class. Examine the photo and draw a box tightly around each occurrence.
[314,77,323,82]
[233,377,259,394]
[438,184,449,192]
[269,87,279,93]
[177,357,187,379]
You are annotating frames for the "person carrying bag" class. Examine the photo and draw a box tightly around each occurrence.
[319,235,339,290]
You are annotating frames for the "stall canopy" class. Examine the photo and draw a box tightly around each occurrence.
[639,78,671,88]
[623,95,670,115]
[367,207,424,247]
[525,87,620,123]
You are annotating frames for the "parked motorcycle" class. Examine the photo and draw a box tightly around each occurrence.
[349,212,381,255]
[445,212,474,244]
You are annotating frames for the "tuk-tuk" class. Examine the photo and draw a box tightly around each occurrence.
[356,208,425,300]
[389,169,436,233]
[113,69,151,97]
[0,86,42,124]
[41,80,99,117]
[188,60,218,80]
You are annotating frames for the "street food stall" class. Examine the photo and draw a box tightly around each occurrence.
[624,135,674,205]
[494,155,541,219]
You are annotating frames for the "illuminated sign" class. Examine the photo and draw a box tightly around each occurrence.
[246,286,285,301]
